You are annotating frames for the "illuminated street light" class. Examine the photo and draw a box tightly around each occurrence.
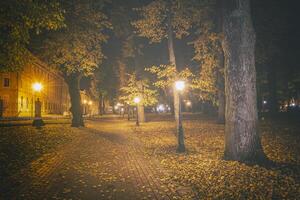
[186,101,192,106]
[134,97,141,126]
[174,80,185,152]
[32,82,43,92]
[32,82,44,127]
[175,80,185,91]
[134,97,141,104]
[83,100,87,104]
[88,101,92,105]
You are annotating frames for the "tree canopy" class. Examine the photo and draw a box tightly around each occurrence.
[0,0,64,72]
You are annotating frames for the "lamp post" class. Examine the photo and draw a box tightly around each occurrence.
[134,97,141,126]
[174,80,185,152]
[32,82,44,127]
[88,100,92,117]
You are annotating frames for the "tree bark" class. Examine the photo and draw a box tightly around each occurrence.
[222,0,265,162]
[65,73,84,127]
[167,2,184,152]
[216,0,225,124]
[138,104,145,122]
[99,93,103,115]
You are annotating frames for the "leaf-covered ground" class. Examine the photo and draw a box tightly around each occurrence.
[0,115,299,199]
[0,125,77,184]
[132,115,300,199]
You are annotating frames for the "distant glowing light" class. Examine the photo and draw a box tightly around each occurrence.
[186,101,192,106]
[121,108,124,112]
[83,100,87,104]
[263,100,267,104]
[157,104,165,112]
[175,81,185,91]
[134,97,141,104]
[114,105,119,110]
[290,103,296,107]
[88,101,92,105]
[32,82,42,92]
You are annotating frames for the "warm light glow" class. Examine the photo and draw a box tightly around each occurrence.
[175,80,185,91]
[157,104,165,112]
[186,101,192,106]
[134,97,141,104]
[114,105,119,110]
[32,82,43,92]
[83,100,87,104]
[88,101,92,105]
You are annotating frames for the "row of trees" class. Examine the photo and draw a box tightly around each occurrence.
[1,0,287,163]
[118,0,266,162]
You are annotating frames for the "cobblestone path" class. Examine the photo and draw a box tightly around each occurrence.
[10,118,194,200]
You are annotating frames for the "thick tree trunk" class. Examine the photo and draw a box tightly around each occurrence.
[222,0,265,162]
[138,104,145,122]
[216,0,225,124]
[65,74,84,127]
[217,61,225,123]
[167,3,185,152]
[99,93,103,115]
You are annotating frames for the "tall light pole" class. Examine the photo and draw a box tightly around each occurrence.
[134,97,141,126]
[32,82,44,127]
[174,80,185,152]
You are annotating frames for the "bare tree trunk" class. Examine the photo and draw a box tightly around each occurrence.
[222,0,265,162]
[65,73,84,127]
[99,93,103,115]
[118,59,126,88]
[138,104,145,122]
[167,2,185,152]
[217,54,225,123]
[216,0,225,124]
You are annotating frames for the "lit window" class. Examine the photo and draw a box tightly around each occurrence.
[3,78,10,87]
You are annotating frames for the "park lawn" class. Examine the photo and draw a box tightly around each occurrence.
[0,125,77,180]
[132,118,300,199]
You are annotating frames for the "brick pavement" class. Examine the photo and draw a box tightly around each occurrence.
[7,119,195,200]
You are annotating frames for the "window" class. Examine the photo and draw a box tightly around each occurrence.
[3,78,10,87]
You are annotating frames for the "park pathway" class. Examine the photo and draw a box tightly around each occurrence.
[12,118,195,200]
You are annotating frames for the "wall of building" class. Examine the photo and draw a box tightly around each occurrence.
[0,58,70,118]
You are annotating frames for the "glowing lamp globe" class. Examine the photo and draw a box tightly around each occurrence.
[175,81,185,91]
[32,82,42,92]
[134,97,141,104]
[88,101,92,105]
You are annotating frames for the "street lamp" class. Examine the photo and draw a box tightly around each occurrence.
[134,97,141,126]
[174,80,185,152]
[32,82,44,127]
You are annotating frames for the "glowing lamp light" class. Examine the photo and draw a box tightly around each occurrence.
[175,80,185,91]
[186,101,192,106]
[32,82,42,92]
[83,100,87,104]
[263,100,267,104]
[88,101,92,105]
[157,104,165,112]
[134,97,141,104]
[114,105,119,110]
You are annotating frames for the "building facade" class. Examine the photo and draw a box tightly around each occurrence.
[0,57,70,118]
